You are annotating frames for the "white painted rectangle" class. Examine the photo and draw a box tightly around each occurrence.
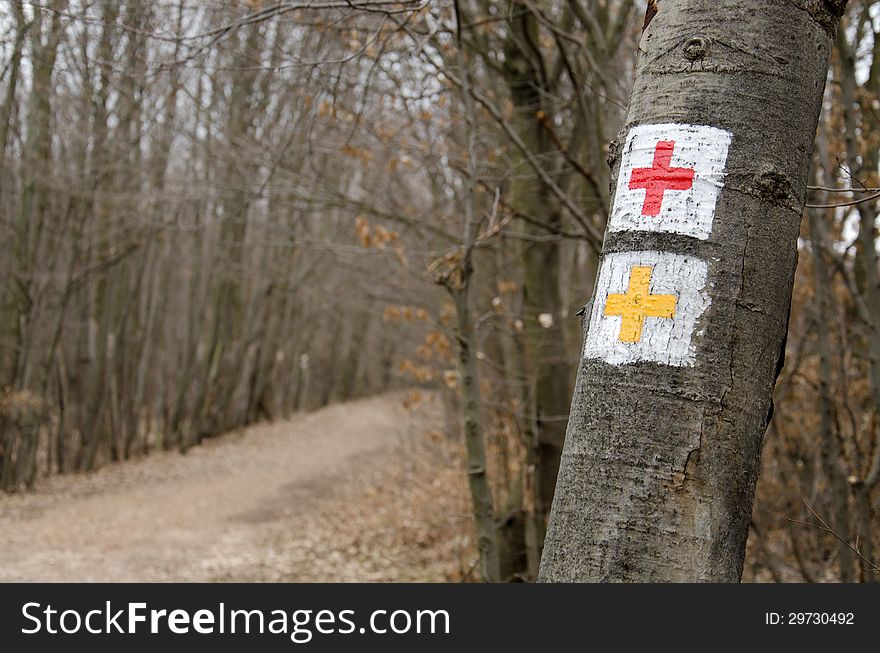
[608,123,732,240]
[584,250,711,367]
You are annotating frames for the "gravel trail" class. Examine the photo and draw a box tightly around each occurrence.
[0,392,469,582]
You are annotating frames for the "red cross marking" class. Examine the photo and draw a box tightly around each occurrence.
[628,140,695,216]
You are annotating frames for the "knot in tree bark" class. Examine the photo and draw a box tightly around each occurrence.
[683,36,710,61]
[754,166,793,203]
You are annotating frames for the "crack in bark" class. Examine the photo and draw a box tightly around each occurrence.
[649,64,800,79]
[675,417,704,489]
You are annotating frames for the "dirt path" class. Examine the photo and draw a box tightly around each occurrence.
[0,392,471,582]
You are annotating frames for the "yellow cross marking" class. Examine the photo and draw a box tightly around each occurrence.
[604,266,677,343]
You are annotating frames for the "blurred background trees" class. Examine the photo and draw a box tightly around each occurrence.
[0,0,878,581]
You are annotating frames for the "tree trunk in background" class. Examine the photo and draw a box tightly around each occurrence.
[195,21,267,440]
[13,0,66,393]
[1,1,66,489]
[451,279,501,582]
[808,208,853,581]
[447,8,501,579]
[502,4,572,536]
[541,0,847,582]
[837,21,880,582]
[0,1,25,162]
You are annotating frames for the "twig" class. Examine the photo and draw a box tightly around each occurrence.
[786,500,880,574]
[805,191,880,209]
[808,185,880,192]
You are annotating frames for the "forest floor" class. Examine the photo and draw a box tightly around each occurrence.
[0,391,474,582]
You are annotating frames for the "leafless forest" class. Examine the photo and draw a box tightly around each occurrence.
[0,0,879,582]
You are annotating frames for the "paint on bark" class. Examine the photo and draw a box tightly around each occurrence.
[609,124,731,240]
[584,251,711,366]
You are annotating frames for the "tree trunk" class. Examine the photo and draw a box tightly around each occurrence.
[446,5,502,580]
[540,0,848,582]
[501,0,573,559]
[808,208,854,581]
[451,280,502,582]
[836,17,880,582]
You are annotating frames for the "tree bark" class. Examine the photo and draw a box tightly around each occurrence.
[540,0,848,582]
[446,2,502,580]
[808,207,853,582]
[836,15,880,582]
[502,2,573,526]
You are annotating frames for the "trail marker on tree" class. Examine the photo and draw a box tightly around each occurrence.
[610,123,732,239]
[584,251,710,366]
[604,266,678,343]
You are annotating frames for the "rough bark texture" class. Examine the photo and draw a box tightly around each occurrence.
[540,0,846,582]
